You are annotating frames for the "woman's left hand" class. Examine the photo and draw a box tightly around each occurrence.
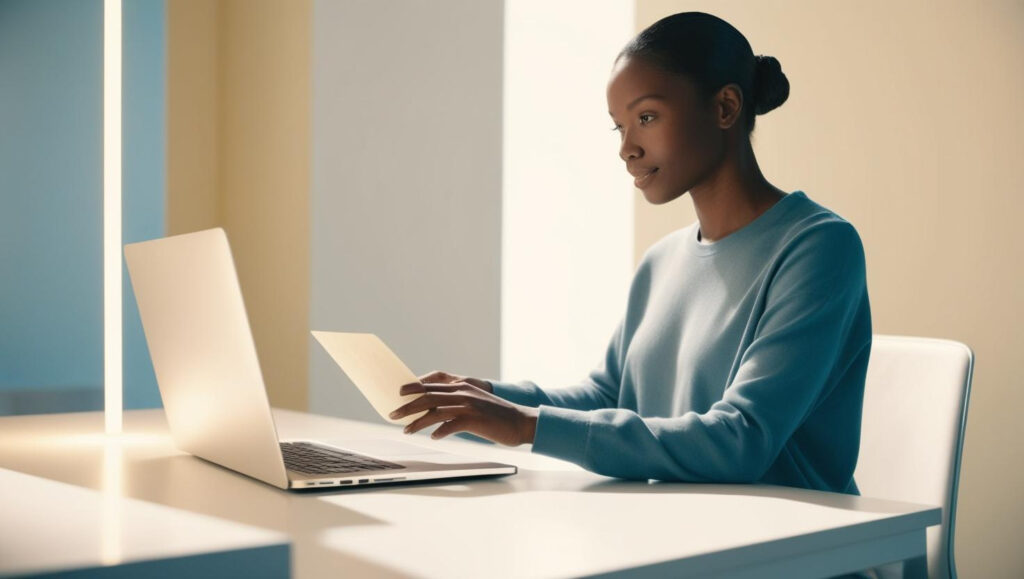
[390,382,539,446]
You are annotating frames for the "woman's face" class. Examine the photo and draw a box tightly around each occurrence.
[607,56,726,205]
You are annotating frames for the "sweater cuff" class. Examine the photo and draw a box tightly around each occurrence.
[488,379,542,407]
[531,405,592,465]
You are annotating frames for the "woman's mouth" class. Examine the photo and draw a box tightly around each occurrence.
[634,168,658,188]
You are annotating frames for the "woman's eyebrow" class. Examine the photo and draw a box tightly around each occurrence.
[628,94,667,109]
[609,94,668,117]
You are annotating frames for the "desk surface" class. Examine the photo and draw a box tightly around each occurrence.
[0,468,289,578]
[0,409,940,578]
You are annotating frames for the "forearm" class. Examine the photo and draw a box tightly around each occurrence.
[530,405,770,483]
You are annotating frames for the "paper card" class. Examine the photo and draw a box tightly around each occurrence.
[312,331,426,426]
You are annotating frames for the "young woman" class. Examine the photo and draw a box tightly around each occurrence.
[390,11,872,497]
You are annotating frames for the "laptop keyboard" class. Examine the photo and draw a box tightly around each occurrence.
[280,441,406,475]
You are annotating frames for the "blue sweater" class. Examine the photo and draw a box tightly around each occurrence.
[490,191,872,494]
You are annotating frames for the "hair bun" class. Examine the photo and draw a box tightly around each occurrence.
[752,55,789,115]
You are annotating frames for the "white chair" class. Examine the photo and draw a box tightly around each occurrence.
[854,335,974,579]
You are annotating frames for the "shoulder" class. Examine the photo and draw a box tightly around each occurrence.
[770,197,867,294]
[786,215,863,257]
[769,192,862,255]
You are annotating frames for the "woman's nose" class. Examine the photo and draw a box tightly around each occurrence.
[619,133,641,162]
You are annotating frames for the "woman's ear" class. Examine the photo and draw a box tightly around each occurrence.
[714,83,744,130]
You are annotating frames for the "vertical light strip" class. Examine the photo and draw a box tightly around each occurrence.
[104,0,122,436]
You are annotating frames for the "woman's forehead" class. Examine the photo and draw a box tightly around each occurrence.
[607,57,693,110]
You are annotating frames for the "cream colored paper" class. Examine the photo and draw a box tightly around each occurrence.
[311,331,425,426]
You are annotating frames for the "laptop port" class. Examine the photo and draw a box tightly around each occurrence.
[358,479,369,484]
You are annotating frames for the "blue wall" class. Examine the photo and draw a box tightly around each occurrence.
[123,0,166,409]
[0,0,165,413]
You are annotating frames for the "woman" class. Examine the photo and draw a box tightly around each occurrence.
[390,11,871,497]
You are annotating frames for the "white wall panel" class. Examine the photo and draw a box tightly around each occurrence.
[502,0,635,387]
[311,0,504,421]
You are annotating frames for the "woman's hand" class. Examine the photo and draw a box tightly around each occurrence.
[390,378,537,446]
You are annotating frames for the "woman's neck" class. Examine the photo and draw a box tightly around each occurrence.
[690,140,785,244]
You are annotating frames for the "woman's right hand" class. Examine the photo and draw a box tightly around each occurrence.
[413,370,493,394]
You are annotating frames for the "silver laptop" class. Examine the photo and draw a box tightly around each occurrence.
[124,227,517,490]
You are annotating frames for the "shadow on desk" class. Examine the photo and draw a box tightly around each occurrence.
[316,466,911,519]
[578,478,911,514]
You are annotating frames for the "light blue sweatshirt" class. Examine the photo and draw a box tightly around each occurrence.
[489,191,872,495]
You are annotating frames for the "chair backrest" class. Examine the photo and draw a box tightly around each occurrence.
[855,335,974,579]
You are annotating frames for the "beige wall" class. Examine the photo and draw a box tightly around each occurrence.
[167,0,311,411]
[635,1,1024,576]
[167,0,220,233]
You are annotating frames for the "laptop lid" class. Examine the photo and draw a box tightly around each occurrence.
[124,228,289,489]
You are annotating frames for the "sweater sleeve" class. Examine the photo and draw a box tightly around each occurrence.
[529,222,870,482]
[487,317,625,411]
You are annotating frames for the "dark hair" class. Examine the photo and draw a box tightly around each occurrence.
[617,12,789,133]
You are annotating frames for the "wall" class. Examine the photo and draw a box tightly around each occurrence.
[166,0,220,234]
[219,0,311,412]
[502,0,635,389]
[122,0,167,409]
[0,0,164,414]
[635,1,1024,576]
[167,0,311,411]
[309,0,504,422]
[0,0,102,411]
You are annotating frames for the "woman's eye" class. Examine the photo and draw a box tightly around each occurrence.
[609,116,653,133]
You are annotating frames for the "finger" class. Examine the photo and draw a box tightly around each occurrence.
[403,406,469,435]
[390,392,468,420]
[400,382,469,396]
[400,371,459,395]
[430,417,473,440]
[398,382,426,396]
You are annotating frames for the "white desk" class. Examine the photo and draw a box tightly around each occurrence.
[0,466,288,578]
[0,409,939,578]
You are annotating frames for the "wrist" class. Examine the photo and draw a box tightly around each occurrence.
[520,406,539,445]
[467,377,493,394]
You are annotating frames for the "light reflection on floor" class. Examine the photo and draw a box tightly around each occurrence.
[101,443,123,565]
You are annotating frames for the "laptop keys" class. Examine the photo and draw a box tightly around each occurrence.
[280,441,406,475]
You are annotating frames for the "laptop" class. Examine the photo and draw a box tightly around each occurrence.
[124,227,517,490]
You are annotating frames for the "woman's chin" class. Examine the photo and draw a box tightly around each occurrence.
[641,187,685,205]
